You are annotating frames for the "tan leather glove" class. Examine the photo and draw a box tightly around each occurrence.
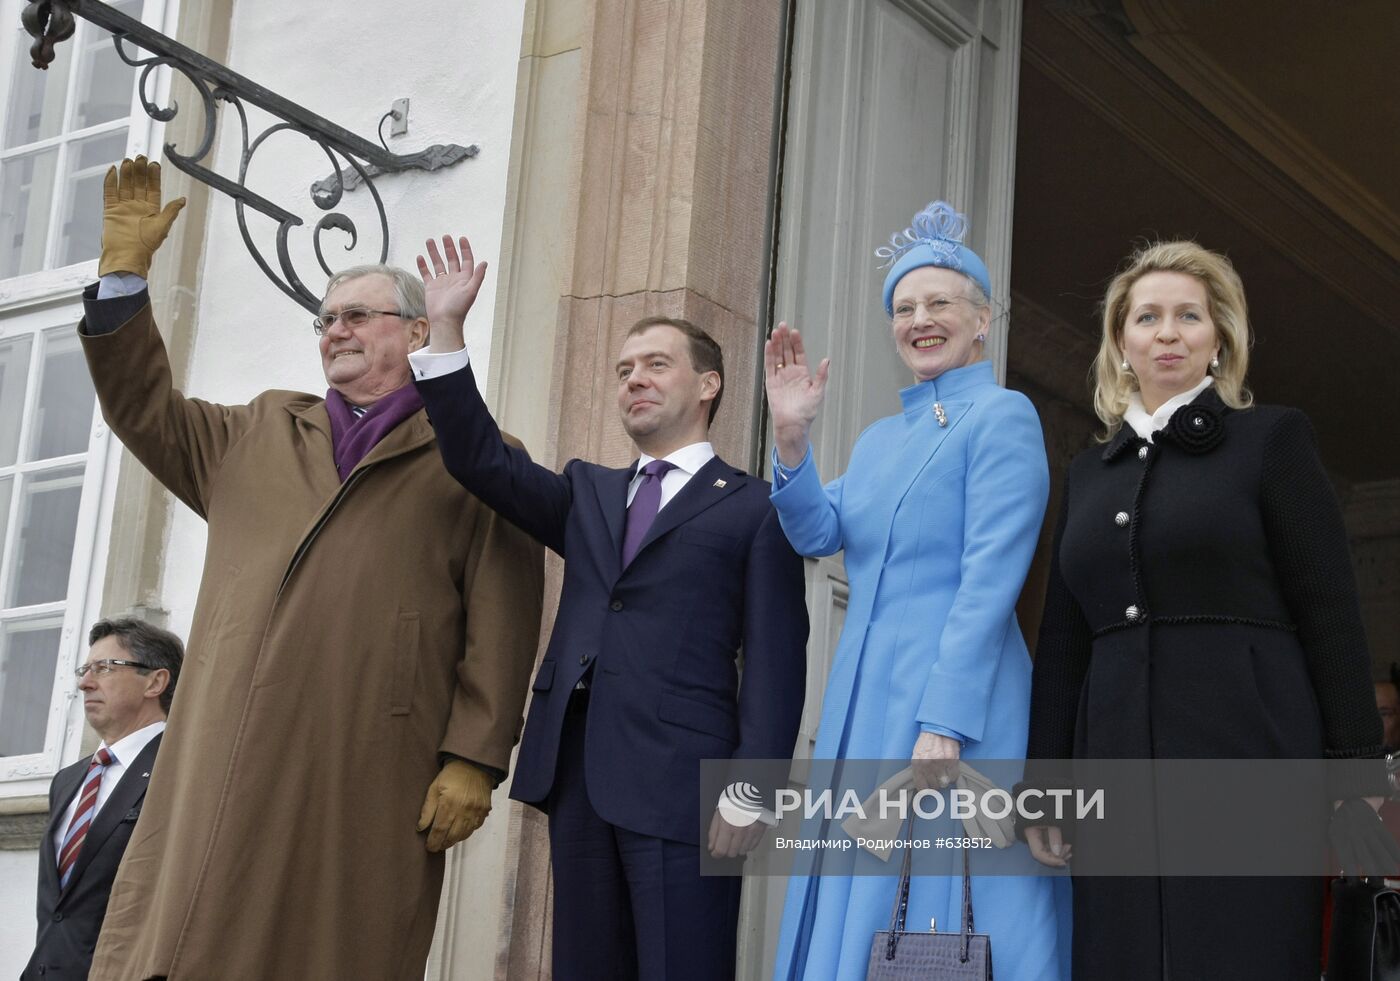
[99,155,186,277]
[416,759,493,852]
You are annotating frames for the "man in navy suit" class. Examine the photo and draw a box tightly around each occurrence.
[409,236,809,980]
[24,618,183,981]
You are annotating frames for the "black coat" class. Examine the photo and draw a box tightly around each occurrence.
[23,735,162,980]
[1027,388,1382,981]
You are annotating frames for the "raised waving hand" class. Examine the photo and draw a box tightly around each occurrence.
[417,234,488,353]
[764,322,831,469]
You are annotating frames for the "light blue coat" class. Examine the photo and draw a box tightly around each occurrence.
[770,360,1066,981]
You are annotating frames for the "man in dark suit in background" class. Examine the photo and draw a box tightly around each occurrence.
[409,236,809,981]
[24,618,183,980]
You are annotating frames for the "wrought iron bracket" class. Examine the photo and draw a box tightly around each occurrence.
[21,0,478,312]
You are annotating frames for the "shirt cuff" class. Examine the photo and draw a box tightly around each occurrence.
[920,723,967,746]
[770,445,812,487]
[409,344,471,381]
[97,272,148,299]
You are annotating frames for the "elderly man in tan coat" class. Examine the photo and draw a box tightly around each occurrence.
[77,157,544,980]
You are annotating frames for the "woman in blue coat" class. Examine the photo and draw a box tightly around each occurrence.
[764,201,1064,981]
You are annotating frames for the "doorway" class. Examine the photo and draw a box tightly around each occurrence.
[1007,0,1400,663]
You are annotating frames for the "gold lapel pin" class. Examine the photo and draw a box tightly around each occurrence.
[713,478,727,488]
[934,402,948,427]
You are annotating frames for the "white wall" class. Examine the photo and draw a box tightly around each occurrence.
[0,849,38,974]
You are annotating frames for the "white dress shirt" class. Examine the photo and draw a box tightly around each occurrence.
[628,442,716,508]
[52,720,165,855]
[1124,376,1214,442]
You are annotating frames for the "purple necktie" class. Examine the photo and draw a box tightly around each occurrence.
[621,460,677,567]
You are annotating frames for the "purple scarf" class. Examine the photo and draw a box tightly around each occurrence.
[325,384,424,481]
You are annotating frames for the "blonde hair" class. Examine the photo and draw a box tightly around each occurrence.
[1093,241,1253,438]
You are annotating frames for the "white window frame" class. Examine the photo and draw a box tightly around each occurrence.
[0,0,172,797]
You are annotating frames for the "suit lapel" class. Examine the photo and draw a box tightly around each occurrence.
[630,455,743,561]
[41,758,88,892]
[593,464,635,575]
[63,734,161,899]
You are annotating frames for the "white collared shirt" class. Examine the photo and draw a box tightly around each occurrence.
[52,720,165,856]
[1124,376,1214,442]
[629,442,715,510]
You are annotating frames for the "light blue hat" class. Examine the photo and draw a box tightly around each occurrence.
[876,200,991,315]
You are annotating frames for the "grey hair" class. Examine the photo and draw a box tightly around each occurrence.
[961,275,989,308]
[322,264,427,321]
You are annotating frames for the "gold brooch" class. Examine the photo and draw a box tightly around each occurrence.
[933,402,948,428]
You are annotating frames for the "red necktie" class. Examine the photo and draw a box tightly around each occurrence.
[58,747,114,887]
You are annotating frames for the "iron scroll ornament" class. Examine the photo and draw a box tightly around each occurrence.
[21,0,479,313]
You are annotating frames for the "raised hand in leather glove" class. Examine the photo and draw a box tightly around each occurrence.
[417,759,493,852]
[99,155,185,277]
[1330,797,1400,876]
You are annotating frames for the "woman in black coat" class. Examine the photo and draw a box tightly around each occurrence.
[1023,240,1384,980]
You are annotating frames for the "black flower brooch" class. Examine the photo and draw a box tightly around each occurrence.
[1163,402,1224,454]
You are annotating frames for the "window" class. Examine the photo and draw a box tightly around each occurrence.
[0,0,164,781]
[0,312,97,758]
[0,0,146,277]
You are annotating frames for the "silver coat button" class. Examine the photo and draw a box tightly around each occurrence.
[1125,604,1142,622]
[1115,511,1130,527]
[1138,445,1149,461]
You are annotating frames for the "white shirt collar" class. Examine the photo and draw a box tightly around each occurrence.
[102,719,166,767]
[1125,377,1214,442]
[634,441,715,478]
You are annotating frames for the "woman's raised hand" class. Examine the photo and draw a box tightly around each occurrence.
[765,323,830,469]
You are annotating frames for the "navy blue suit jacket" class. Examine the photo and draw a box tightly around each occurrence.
[416,364,808,845]
[24,734,162,980]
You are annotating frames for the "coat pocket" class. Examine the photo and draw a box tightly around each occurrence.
[678,527,743,557]
[390,612,420,716]
[658,690,738,743]
[532,660,556,692]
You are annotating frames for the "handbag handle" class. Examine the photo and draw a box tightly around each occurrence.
[883,815,977,962]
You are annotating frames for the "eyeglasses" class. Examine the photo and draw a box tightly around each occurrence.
[312,307,404,336]
[891,295,978,326]
[74,659,151,679]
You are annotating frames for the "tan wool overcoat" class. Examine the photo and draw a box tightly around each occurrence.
[80,304,544,980]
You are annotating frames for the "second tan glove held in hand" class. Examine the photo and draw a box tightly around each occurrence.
[99,155,186,277]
